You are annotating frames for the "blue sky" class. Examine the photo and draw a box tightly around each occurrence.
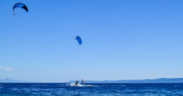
[0,0,183,82]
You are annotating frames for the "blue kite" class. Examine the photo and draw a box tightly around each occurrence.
[13,3,28,15]
[75,36,82,45]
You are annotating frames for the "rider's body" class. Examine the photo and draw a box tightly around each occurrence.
[75,80,79,85]
[81,80,85,84]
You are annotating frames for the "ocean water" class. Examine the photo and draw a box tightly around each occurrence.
[0,83,183,96]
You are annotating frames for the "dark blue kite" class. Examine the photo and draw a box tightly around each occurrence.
[75,36,82,45]
[13,3,28,15]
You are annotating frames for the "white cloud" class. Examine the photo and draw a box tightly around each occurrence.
[0,66,14,72]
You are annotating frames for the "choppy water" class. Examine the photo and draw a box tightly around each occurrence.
[0,83,183,96]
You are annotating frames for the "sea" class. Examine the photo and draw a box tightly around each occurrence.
[0,83,183,96]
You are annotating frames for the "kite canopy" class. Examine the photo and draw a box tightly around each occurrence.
[75,36,82,45]
[13,3,28,14]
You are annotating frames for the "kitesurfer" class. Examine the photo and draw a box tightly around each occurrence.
[75,80,79,85]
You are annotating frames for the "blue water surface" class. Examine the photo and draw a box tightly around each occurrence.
[0,83,183,96]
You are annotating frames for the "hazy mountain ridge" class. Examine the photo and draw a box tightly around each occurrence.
[0,78,24,83]
[84,78,183,83]
[1,78,183,83]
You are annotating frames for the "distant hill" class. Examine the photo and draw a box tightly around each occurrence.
[0,78,22,83]
[71,78,183,83]
[1,78,183,83]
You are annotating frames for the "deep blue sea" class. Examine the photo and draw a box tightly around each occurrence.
[0,83,183,96]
